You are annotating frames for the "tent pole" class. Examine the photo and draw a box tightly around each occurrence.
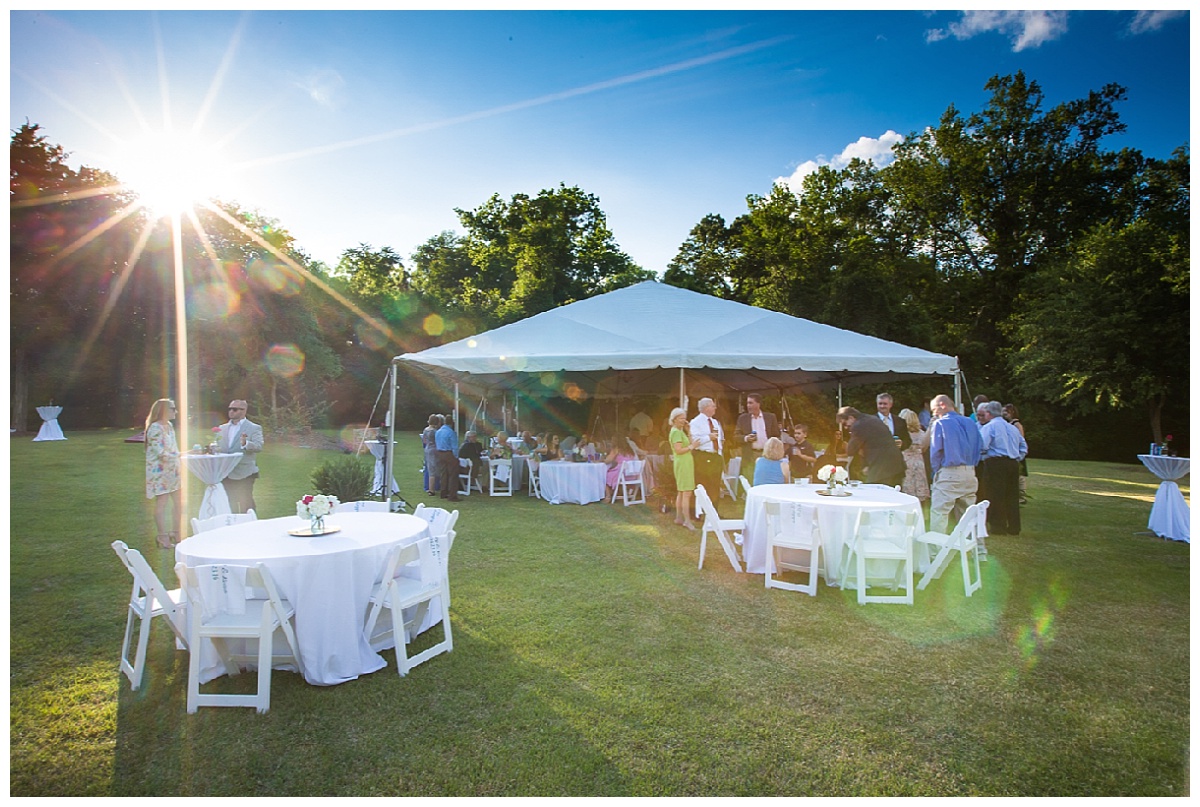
[837,382,843,409]
[454,382,460,435]
[679,368,686,411]
[954,364,963,414]
[386,362,398,510]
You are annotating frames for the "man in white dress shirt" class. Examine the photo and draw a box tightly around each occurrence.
[876,392,912,451]
[688,398,725,498]
[218,399,264,514]
[734,393,780,484]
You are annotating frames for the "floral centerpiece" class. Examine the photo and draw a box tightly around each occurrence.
[817,463,849,493]
[297,493,339,533]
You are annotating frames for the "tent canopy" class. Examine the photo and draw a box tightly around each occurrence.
[393,281,959,398]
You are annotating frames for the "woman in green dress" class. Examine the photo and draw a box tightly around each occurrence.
[668,407,701,530]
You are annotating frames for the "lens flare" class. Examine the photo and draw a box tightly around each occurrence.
[264,343,305,378]
[251,258,303,296]
[563,382,588,402]
[423,314,445,336]
[188,281,240,319]
[356,321,389,350]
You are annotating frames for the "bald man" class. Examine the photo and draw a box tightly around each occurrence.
[218,399,264,514]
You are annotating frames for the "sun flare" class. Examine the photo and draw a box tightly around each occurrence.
[116,129,235,217]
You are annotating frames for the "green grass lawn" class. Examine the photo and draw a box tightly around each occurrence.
[9,430,1190,795]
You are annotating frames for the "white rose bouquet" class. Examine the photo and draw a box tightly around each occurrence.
[817,464,848,484]
[297,493,339,519]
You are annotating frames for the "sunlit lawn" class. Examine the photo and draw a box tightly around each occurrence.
[9,430,1190,795]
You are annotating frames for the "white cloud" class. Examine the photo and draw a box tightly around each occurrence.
[926,10,1069,52]
[1129,10,1186,35]
[775,130,904,193]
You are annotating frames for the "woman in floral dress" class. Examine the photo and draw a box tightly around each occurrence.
[145,398,181,548]
[898,408,930,501]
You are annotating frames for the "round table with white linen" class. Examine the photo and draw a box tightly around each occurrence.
[182,452,244,518]
[537,460,607,504]
[364,440,400,496]
[1136,455,1190,543]
[742,483,925,586]
[33,405,66,441]
[176,512,434,686]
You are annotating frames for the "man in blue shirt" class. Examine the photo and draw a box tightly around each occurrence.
[928,394,981,534]
[976,401,1028,535]
[434,417,460,502]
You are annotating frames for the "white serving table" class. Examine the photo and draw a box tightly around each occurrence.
[364,440,400,496]
[742,483,925,586]
[537,460,607,505]
[182,453,244,518]
[176,512,434,686]
[1136,455,1190,543]
[33,406,66,441]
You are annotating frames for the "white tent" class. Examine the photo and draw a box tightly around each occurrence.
[384,282,961,488]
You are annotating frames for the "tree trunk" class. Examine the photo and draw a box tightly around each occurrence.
[11,347,28,432]
[1149,394,1164,445]
[271,377,278,415]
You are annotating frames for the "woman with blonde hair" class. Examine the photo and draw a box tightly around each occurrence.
[668,407,702,530]
[753,436,791,485]
[145,398,182,548]
[898,408,930,501]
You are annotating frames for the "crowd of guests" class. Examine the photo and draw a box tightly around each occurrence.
[420,389,1028,540]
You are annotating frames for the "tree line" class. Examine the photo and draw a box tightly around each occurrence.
[9,72,1188,460]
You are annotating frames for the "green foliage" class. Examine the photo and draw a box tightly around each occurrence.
[309,453,374,500]
[263,393,335,437]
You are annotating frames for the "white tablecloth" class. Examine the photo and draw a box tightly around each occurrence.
[182,453,244,518]
[1137,455,1190,543]
[742,484,925,585]
[538,460,607,505]
[364,440,400,496]
[176,512,433,686]
[33,406,66,441]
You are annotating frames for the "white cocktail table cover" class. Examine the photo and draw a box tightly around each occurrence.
[33,406,66,441]
[182,453,244,518]
[176,512,433,686]
[1137,455,1190,543]
[364,440,400,495]
[742,484,925,585]
[538,460,606,504]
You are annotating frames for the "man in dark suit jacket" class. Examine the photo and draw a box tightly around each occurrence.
[837,406,906,487]
[734,393,780,484]
[875,392,912,451]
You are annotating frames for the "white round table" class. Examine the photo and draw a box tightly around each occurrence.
[176,512,433,686]
[364,440,400,496]
[742,483,925,586]
[182,453,244,518]
[33,406,66,441]
[1136,455,1190,543]
[537,460,607,504]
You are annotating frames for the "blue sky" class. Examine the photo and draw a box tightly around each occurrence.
[9,9,1191,275]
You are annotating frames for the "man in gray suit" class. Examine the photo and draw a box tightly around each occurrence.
[218,399,264,514]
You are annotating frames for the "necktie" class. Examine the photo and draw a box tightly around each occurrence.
[708,418,716,451]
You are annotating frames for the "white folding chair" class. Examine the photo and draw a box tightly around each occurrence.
[175,562,302,714]
[457,459,473,496]
[764,501,821,596]
[111,540,188,690]
[975,499,990,561]
[527,457,543,499]
[489,458,513,496]
[694,484,744,572]
[721,456,743,500]
[191,509,257,535]
[334,500,389,513]
[916,502,984,596]
[610,459,646,506]
[740,476,753,498]
[848,509,918,605]
[412,503,460,580]
[362,537,453,676]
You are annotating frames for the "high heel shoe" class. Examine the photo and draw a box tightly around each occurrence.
[155,534,172,549]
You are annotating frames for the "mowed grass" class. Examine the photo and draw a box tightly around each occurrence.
[9,430,1190,795]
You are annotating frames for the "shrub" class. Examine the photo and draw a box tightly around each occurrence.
[309,455,374,501]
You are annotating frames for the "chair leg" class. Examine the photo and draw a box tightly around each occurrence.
[130,605,154,690]
[187,631,202,714]
[698,529,708,570]
[256,631,273,713]
[391,603,410,677]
